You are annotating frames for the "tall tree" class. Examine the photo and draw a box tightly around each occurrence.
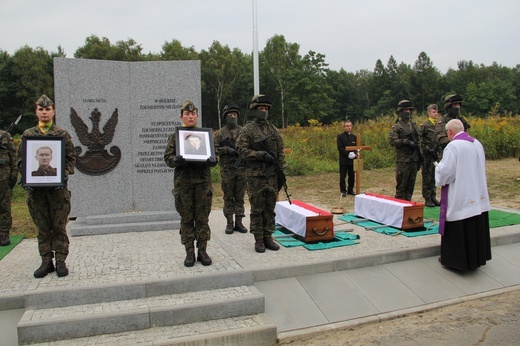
[262,34,301,128]
[160,39,199,60]
[199,41,238,129]
[412,52,441,111]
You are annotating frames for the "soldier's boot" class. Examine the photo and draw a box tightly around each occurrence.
[0,233,10,246]
[255,236,265,253]
[424,197,435,207]
[184,243,195,267]
[234,216,248,233]
[225,215,234,234]
[56,260,69,277]
[34,257,55,278]
[264,237,280,251]
[431,196,441,206]
[196,242,212,266]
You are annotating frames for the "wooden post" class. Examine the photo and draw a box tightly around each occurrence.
[345,134,372,195]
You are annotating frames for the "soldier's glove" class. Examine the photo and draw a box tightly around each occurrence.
[8,176,17,189]
[348,152,356,159]
[263,152,274,164]
[227,147,238,156]
[173,155,186,166]
[206,157,217,167]
[427,148,436,154]
[408,140,417,147]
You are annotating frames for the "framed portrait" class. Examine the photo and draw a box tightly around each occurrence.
[175,127,215,162]
[21,136,66,188]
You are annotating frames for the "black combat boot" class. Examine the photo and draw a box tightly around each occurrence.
[184,244,195,267]
[56,260,69,277]
[255,238,265,253]
[264,237,280,251]
[424,197,435,207]
[431,196,441,206]
[225,215,234,234]
[234,216,248,233]
[34,258,55,278]
[196,242,212,266]
[0,233,10,246]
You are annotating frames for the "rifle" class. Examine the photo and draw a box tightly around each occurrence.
[424,143,439,162]
[259,138,291,204]
[219,136,242,169]
[407,133,424,168]
[0,114,22,147]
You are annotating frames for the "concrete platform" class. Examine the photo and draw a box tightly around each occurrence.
[1,206,519,345]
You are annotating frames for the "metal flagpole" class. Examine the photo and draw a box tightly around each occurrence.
[252,0,260,95]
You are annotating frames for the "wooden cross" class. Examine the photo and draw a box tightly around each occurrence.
[345,134,372,195]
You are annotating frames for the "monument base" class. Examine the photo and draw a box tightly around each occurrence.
[69,211,181,236]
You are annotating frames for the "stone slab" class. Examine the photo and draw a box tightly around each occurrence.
[54,58,201,218]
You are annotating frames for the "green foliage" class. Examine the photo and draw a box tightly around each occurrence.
[281,115,520,176]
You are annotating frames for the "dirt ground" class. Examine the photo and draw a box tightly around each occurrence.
[279,288,520,345]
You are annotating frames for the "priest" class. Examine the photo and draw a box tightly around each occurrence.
[435,119,491,271]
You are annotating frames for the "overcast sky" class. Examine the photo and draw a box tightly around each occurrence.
[1,0,518,73]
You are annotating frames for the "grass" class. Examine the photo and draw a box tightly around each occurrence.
[11,157,520,239]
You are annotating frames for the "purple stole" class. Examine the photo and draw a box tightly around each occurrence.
[438,132,475,235]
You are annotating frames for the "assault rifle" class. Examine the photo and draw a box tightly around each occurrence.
[407,134,424,169]
[219,137,242,169]
[259,138,291,204]
[424,143,439,161]
[0,114,22,147]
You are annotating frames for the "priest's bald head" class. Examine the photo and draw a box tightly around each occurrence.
[445,119,464,141]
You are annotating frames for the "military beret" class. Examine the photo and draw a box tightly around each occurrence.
[181,100,198,113]
[36,94,54,107]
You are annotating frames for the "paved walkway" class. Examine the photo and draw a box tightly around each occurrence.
[1,207,519,345]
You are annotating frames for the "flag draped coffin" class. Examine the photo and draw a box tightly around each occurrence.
[275,200,334,242]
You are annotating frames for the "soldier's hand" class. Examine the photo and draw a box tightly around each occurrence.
[227,147,238,156]
[173,155,186,166]
[206,157,217,167]
[8,176,17,189]
[22,185,33,191]
[408,140,417,147]
[263,152,274,163]
[54,176,68,190]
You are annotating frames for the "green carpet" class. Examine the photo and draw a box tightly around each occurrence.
[338,214,438,237]
[423,207,520,228]
[0,235,24,261]
[272,226,360,250]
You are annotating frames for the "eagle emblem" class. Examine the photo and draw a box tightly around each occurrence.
[70,107,121,175]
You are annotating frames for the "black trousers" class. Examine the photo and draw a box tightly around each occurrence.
[339,164,355,193]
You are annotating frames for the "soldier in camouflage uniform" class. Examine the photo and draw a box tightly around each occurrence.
[164,101,217,267]
[389,100,422,201]
[17,95,76,278]
[435,94,470,154]
[214,103,248,235]
[0,128,18,247]
[236,94,286,253]
[419,104,441,207]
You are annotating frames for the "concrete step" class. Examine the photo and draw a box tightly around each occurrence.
[69,211,181,236]
[28,313,277,346]
[18,285,266,344]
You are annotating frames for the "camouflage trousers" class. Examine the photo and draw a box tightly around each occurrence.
[220,169,246,219]
[27,188,71,261]
[421,157,437,199]
[173,181,212,249]
[0,180,13,235]
[247,175,277,240]
[395,161,419,201]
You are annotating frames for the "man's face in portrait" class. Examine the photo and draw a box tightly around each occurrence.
[188,136,201,150]
[36,147,53,168]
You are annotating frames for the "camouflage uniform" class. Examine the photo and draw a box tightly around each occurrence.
[164,131,213,250]
[236,95,285,252]
[419,113,440,205]
[0,130,18,246]
[389,100,421,201]
[17,124,76,262]
[214,106,247,234]
[434,94,470,156]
